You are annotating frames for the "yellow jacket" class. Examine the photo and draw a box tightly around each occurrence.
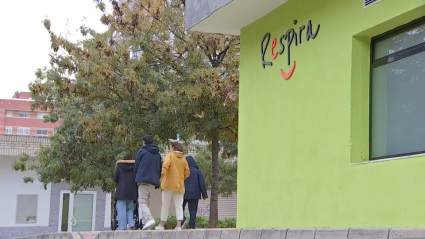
[161,151,190,193]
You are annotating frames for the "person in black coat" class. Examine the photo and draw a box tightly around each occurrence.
[182,155,208,229]
[114,152,138,230]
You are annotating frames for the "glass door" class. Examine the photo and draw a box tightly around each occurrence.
[71,194,95,231]
[59,191,96,232]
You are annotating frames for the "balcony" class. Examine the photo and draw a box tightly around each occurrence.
[185,0,289,35]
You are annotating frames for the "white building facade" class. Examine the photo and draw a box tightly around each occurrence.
[0,135,111,239]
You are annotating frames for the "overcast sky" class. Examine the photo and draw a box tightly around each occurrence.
[0,0,108,99]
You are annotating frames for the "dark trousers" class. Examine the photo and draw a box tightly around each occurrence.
[182,199,199,229]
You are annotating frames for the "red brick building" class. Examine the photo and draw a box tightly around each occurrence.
[0,92,60,137]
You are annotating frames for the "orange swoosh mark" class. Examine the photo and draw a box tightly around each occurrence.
[280,61,296,80]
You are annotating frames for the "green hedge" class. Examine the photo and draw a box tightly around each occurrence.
[155,216,236,229]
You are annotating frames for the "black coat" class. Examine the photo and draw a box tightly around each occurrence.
[134,145,162,188]
[114,160,138,201]
[184,156,208,200]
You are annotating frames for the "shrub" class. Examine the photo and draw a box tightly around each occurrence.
[155,216,236,229]
[155,216,177,229]
[218,218,236,228]
[196,216,209,228]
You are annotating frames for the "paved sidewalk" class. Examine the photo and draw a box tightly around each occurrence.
[78,232,100,239]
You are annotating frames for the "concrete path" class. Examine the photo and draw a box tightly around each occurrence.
[78,232,100,239]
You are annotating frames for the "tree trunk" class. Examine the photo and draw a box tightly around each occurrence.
[209,129,219,228]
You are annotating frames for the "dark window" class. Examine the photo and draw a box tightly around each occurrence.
[18,112,30,118]
[36,129,48,136]
[370,18,425,160]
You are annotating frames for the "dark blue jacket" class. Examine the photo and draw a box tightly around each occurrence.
[184,156,208,200]
[135,145,162,188]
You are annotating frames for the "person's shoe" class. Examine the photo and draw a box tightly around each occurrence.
[155,226,165,230]
[129,225,136,230]
[181,220,188,229]
[142,220,156,230]
[175,227,182,230]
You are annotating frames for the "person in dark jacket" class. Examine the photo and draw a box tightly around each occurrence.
[134,135,162,230]
[114,152,138,230]
[182,155,208,229]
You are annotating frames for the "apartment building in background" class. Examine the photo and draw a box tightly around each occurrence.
[0,91,60,137]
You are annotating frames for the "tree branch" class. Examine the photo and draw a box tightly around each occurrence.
[139,3,187,44]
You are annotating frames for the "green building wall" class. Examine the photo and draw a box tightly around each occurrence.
[237,0,425,228]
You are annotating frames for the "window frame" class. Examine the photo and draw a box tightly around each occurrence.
[5,127,12,134]
[369,17,425,160]
[15,194,38,224]
[17,127,30,135]
[18,112,30,118]
[58,190,97,232]
[36,129,48,136]
[37,112,48,119]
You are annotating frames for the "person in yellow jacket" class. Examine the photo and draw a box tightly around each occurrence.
[155,141,190,230]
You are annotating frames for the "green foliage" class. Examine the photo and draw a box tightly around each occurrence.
[218,218,237,228]
[196,216,210,228]
[194,145,237,197]
[12,154,39,184]
[23,177,35,184]
[154,216,235,229]
[12,153,30,172]
[12,160,26,172]
[155,216,177,230]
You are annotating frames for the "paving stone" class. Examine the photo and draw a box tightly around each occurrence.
[389,228,425,239]
[43,234,58,239]
[349,228,389,239]
[72,232,82,239]
[151,231,164,239]
[240,229,262,239]
[286,229,315,239]
[95,231,114,239]
[56,233,74,239]
[139,231,153,239]
[205,229,222,239]
[220,229,241,239]
[175,231,189,239]
[162,231,176,239]
[188,230,205,239]
[127,231,152,239]
[261,229,288,239]
[36,234,50,239]
[315,229,348,239]
[81,235,97,239]
[114,231,132,239]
